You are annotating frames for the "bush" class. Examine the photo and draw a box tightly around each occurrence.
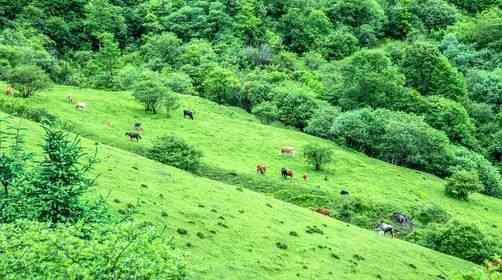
[445,169,483,200]
[423,221,498,264]
[252,101,279,124]
[162,70,196,96]
[305,106,340,138]
[410,0,458,31]
[412,203,450,225]
[0,98,57,123]
[0,221,187,279]
[148,135,202,172]
[132,77,179,116]
[467,69,502,108]
[324,30,360,60]
[303,144,334,171]
[201,66,242,106]
[272,85,319,130]
[6,65,51,98]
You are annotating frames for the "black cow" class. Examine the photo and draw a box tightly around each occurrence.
[340,189,350,196]
[125,132,142,142]
[392,212,413,226]
[184,110,194,120]
[281,168,288,178]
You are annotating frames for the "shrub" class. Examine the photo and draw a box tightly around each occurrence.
[324,31,360,60]
[252,101,279,124]
[303,144,334,171]
[467,69,502,108]
[0,221,187,279]
[148,135,202,172]
[423,221,497,264]
[6,65,51,98]
[162,70,196,96]
[445,169,483,200]
[132,77,179,116]
[272,85,319,130]
[412,203,450,225]
[201,66,242,106]
[410,0,458,31]
[305,106,340,138]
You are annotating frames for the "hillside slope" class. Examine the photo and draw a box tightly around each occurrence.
[0,111,478,279]
[12,85,502,240]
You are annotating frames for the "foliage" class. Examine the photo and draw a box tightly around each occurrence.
[327,0,385,34]
[445,169,483,200]
[201,66,242,106]
[162,71,196,96]
[132,77,179,115]
[305,105,340,138]
[303,144,334,170]
[91,32,121,88]
[141,32,182,71]
[6,65,51,98]
[423,221,498,264]
[467,69,502,109]
[272,84,319,130]
[324,30,360,60]
[410,0,458,31]
[412,203,450,225]
[0,221,187,280]
[148,135,202,172]
[401,42,467,101]
[252,101,279,124]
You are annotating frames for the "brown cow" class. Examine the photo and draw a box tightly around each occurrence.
[287,169,293,178]
[5,86,13,97]
[491,258,502,272]
[315,208,331,216]
[303,173,308,181]
[256,164,267,175]
[280,146,296,156]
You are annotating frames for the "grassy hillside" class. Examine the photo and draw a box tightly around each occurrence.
[6,84,502,241]
[0,111,478,280]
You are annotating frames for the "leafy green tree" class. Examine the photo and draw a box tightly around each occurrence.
[148,135,202,172]
[272,84,319,130]
[132,78,179,115]
[457,8,502,51]
[241,78,273,111]
[444,169,483,200]
[327,0,385,32]
[324,30,360,60]
[303,144,334,170]
[467,69,502,109]
[162,70,196,96]
[401,42,467,101]
[179,39,217,87]
[84,0,127,41]
[234,0,264,44]
[6,65,51,98]
[382,0,412,38]
[26,125,98,223]
[488,130,502,161]
[338,49,419,111]
[0,221,187,279]
[280,8,333,53]
[449,0,500,13]
[141,32,182,71]
[0,119,30,196]
[252,101,279,124]
[423,221,496,263]
[202,66,242,106]
[92,32,121,88]
[410,0,458,31]
[305,105,340,138]
[421,96,478,149]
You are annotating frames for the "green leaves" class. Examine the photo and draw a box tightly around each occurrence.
[303,144,334,171]
[147,135,202,172]
[6,65,51,98]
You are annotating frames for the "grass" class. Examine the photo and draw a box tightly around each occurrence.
[0,111,479,279]
[11,85,502,239]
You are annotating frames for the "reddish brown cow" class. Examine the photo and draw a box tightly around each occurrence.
[280,146,296,156]
[256,164,267,175]
[303,173,308,181]
[315,208,331,216]
[287,169,293,178]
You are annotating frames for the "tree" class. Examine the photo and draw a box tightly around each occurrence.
[6,65,51,98]
[303,144,334,170]
[84,0,127,42]
[0,221,187,279]
[410,0,458,31]
[272,84,319,130]
[27,125,98,223]
[252,101,279,124]
[305,105,340,138]
[401,42,467,101]
[93,32,121,88]
[327,0,385,32]
[467,69,502,110]
[162,70,196,96]
[0,119,30,196]
[132,78,179,115]
[201,66,242,106]
[141,32,182,71]
[324,30,360,60]
[148,135,202,172]
[445,169,483,200]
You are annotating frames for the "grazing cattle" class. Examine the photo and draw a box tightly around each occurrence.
[392,212,413,226]
[66,95,75,104]
[376,223,397,238]
[280,146,296,156]
[184,110,194,120]
[5,86,13,97]
[315,208,331,216]
[287,169,294,178]
[125,131,142,142]
[340,189,350,196]
[75,102,87,110]
[281,168,288,178]
[256,164,267,175]
[491,258,502,272]
[303,173,308,181]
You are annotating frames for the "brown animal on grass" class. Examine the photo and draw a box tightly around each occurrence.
[287,169,293,178]
[315,208,331,216]
[75,102,87,110]
[280,146,296,156]
[66,95,75,104]
[303,173,308,181]
[256,164,267,175]
[5,86,13,97]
